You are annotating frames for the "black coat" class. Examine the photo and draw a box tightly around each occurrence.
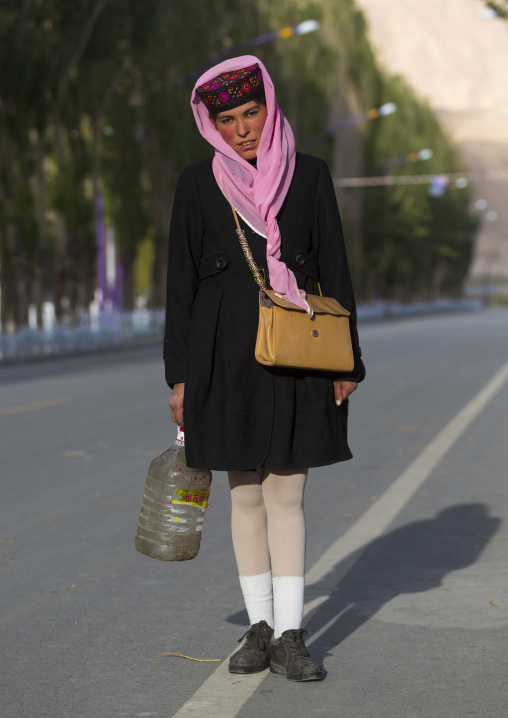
[164,152,365,471]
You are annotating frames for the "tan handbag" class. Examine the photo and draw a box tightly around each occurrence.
[231,207,355,373]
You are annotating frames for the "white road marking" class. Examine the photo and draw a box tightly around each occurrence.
[306,603,355,648]
[171,359,508,717]
[305,357,508,588]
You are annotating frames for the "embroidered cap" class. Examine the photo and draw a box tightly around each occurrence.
[196,64,264,113]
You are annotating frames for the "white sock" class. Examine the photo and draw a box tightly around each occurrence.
[239,571,274,628]
[272,576,305,638]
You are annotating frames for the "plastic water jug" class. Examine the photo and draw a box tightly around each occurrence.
[135,428,212,561]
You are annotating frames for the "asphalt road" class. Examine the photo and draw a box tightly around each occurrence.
[1,309,507,718]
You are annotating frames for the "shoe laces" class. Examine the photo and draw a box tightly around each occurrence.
[238,621,271,650]
[284,628,310,657]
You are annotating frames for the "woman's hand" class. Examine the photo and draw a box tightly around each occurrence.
[169,382,185,427]
[333,380,358,406]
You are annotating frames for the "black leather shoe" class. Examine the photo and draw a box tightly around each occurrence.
[229,621,274,674]
[269,628,323,681]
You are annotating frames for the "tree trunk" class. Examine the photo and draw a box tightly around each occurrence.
[146,135,173,308]
[150,231,168,309]
[53,119,69,321]
[120,248,136,310]
[0,247,16,332]
[5,225,31,329]
[33,129,48,326]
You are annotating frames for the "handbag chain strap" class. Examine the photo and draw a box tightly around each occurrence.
[230,205,323,300]
[230,206,267,290]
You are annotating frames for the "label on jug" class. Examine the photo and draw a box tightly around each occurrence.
[173,488,210,509]
[175,427,185,446]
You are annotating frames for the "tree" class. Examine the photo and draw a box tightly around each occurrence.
[361,74,475,300]
[485,1,508,19]
[0,0,479,330]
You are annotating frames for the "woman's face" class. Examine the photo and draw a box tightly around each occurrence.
[213,100,268,161]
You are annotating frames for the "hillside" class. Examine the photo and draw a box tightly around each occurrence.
[354,0,508,279]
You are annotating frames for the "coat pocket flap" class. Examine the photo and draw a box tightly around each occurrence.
[198,252,229,280]
[261,290,350,317]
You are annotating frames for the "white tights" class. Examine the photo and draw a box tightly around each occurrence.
[228,468,308,637]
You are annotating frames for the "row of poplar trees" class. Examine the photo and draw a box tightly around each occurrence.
[0,0,477,329]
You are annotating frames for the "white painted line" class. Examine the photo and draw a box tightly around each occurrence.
[171,359,508,718]
[171,659,268,717]
[305,357,508,587]
[306,603,355,648]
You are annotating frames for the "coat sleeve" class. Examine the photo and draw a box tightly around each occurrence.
[313,159,365,383]
[163,166,204,388]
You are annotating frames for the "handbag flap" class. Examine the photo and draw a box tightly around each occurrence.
[261,289,350,317]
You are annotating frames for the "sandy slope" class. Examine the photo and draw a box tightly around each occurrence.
[354,0,508,277]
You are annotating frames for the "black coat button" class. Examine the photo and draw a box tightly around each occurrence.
[294,253,306,267]
[216,256,227,270]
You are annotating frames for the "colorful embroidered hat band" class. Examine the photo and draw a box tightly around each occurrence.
[195,64,264,113]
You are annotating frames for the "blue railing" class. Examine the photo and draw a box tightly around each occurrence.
[0,299,482,363]
[0,308,165,362]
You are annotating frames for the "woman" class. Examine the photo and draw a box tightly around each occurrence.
[164,56,364,682]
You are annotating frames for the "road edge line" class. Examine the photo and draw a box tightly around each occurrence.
[172,359,508,717]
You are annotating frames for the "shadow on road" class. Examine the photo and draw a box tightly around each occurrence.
[225,503,499,661]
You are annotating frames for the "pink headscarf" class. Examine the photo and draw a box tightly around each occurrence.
[191,55,308,311]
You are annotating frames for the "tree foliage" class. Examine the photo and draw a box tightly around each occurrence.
[0,0,477,328]
[485,1,508,19]
[361,75,476,300]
